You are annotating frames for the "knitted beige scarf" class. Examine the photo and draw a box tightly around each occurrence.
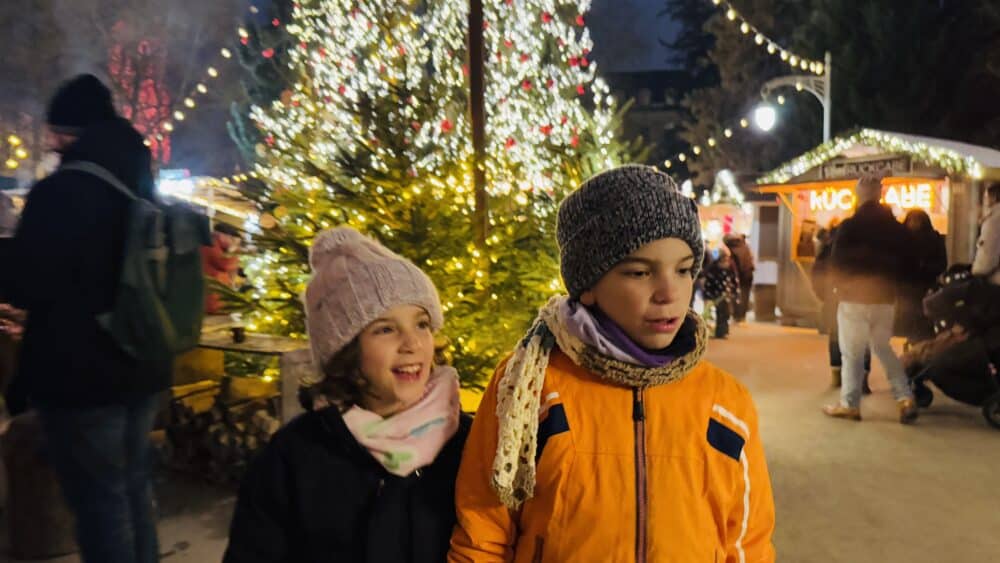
[491,295,708,508]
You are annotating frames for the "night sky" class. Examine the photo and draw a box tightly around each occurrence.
[588,0,680,73]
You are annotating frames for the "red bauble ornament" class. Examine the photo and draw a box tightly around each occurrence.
[262,48,275,59]
[576,84,585,95]
[560,115,568,124]
[240,37,249,46]
[265,135,275,146]
[337,85,346,95]
[546,79,555,89]
[541,12,553,23]
[440,119,454,133]
[521,80,532,91]
[503,39,513,49]
[462,64,469,77]
[570,135,579,147]
[318,47,327,58]
[411,121,422,131]
[505,137,517,149]
[272,18,280,26]
[483,21,489,30]
[397,45,406,56]
[540,125,553,136]
[576,15,585,26]
[557,38,565,47]
[569,57,579,67]
[520,53,529,62]
[299,41,308,51]
[581,57,589,67]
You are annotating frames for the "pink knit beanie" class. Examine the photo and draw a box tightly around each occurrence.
[304,227,444,371]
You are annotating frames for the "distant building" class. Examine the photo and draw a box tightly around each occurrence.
[602,70,688,167]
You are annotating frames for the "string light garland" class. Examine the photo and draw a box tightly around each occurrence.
[757,128,988,184]
[706,0,824,75]
[237,0,623,383]
[2,133,30,170]
[661,114,755,172]
[147,4,274,142]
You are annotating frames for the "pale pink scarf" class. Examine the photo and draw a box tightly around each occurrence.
[341,366,460,477]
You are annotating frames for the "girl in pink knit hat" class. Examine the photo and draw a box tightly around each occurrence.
[224,227,470,563]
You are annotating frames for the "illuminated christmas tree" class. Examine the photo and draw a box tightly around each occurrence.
[231,0,633,386]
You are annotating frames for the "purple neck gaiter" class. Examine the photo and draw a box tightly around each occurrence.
[589,306,676,367]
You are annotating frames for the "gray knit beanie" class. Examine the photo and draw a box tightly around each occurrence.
[304,227,443,370]
[557,164,704,299]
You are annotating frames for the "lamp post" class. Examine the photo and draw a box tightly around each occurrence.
[760,51,832,141]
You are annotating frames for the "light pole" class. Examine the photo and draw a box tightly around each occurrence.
[760,51,832,141]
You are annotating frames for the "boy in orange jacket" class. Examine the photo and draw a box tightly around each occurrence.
[449,165,775,562]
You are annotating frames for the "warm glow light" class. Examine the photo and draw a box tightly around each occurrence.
[753,105,777,132]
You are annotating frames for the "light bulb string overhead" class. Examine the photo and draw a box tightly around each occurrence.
[147,4,274,143]
[660,108,769,172]
[707,0,825,76]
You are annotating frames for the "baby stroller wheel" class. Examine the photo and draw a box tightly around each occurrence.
[913,383,934,409]
[983,393,1000,430]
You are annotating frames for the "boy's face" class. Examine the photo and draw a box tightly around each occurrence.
[580,238,696,350]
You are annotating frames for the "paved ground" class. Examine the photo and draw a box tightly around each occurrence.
[3,322,999,562]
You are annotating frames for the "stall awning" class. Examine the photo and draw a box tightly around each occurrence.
[757,128,1000,185]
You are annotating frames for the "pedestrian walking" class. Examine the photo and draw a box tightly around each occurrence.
[224,227,469,563]
[0,74,175,563]
[896,209,947,343]
[704,251,739,338]
[724,233,755,322]
[811,222,871,391]
[449,165,775,562]
[823,175,918,423]
[972,182,1000,285]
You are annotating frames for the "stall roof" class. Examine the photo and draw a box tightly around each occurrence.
[158,176,258,221]
[757,128,1000,185]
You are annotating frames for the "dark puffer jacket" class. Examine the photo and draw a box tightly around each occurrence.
[223,407,471,563]
[1,118,167,412]
[831,202,912,305]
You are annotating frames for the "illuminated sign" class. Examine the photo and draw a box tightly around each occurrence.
[808,183,935,212]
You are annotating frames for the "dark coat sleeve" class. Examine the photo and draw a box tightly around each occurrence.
[0,177,79,309]
[223,442,295,563]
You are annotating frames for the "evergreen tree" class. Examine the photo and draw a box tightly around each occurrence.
[667,0,817,186]
[790,0,1000,146]
[226,0,632,386]
[228,0,297,164]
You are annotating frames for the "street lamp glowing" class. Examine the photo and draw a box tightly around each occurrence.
[753,104,777,132]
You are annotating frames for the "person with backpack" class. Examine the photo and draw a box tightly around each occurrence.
[0,74,207,563]
[224,227,470,563]
[449,166,775,562]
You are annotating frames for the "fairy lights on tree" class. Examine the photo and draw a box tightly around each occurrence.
[225,0,631,385]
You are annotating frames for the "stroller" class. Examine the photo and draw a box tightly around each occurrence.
[903,265,1000,429]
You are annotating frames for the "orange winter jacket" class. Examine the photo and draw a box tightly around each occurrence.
[449,350,775,563]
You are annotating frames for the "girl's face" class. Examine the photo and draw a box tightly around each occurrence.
[357,304,435,417]
[580,238,696,350]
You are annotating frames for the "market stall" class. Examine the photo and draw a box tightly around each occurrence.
[755,128,1000,326]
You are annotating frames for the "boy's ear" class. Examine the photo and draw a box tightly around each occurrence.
[579,290,596,306]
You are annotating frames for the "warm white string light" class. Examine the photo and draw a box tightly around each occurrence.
[707,0,824,75]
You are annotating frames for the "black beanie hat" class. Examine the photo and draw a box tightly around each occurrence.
[46,74,118,135]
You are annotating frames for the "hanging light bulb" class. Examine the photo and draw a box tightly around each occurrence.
[724,128,733,138]
[726,8,737,20]
[754,33,765,45]
[740,22,750,34]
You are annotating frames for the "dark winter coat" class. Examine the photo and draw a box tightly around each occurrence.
[831,202,912,305]
[0,118,166,413]
[223,407,472,563]
[896,227,948,340]
[724,235,755,286]
[703,261,739,302]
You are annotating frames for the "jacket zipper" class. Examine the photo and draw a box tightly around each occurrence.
[632,388,648,563]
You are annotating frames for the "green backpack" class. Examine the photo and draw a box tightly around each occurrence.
[61,161,211,363]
